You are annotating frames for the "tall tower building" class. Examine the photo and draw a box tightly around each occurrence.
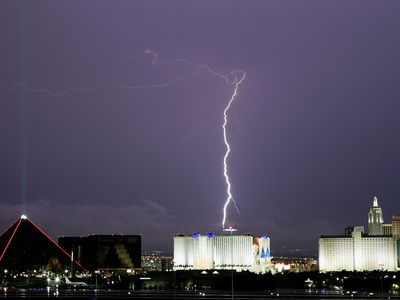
[368,196,384,235]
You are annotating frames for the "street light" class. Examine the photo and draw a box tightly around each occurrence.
[2,270,7,286]
[379,264,384,294]
[223,226,237,300]
[95,270,100,289]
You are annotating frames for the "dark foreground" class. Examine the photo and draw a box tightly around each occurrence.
[0,289,399,300]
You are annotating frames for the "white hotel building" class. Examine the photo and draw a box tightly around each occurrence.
[174,232,271,273]
[319,197,399,272]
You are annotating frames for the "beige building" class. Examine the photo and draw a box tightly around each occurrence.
[319,197,399,272]
[319,228,397,271]
[393,215,400,240]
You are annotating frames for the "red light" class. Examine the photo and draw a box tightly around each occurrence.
[0,218,22,262]
[28,219,88,272]
[0,218,20,238]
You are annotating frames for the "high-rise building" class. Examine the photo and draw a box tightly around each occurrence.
[319,197,398,272]
[173,232,271,273]
[368,196,384,235]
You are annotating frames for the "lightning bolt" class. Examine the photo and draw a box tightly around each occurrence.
[146,49,246,227]
[11,69,201,96]
[11,49,245,229]
[175,115,219,146]
[11,50,202,96]
[221,71,245,228]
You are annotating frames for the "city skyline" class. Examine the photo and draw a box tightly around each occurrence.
[1,1,400,252]
[319,197,400,272]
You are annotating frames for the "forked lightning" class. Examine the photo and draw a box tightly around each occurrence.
[11,49,245,229]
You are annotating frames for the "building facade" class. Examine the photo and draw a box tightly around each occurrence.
[319,197,399,272]
[319,228,397,271]
[393,215,400,240]
[59,235,141,272]
[173,232,271,273]
[368,196,384,235]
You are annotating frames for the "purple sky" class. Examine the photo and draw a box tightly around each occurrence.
[1,1,400,253]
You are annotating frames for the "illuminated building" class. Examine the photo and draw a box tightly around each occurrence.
[383,224,392,235]
[249,235,272,273]
[319,197,399,272]
[319,227,397,271]
[193,233,215,269]
[393,215,400,240]
[393,215,400,268]
[368,196,384,235]
[173,232,271,273]
[173,235,194,269]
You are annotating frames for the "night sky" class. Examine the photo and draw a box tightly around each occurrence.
[1,1,400,253]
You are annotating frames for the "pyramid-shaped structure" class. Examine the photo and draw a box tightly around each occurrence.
[0,215,86,272]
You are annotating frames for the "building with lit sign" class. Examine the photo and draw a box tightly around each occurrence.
[319,197,399,272]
